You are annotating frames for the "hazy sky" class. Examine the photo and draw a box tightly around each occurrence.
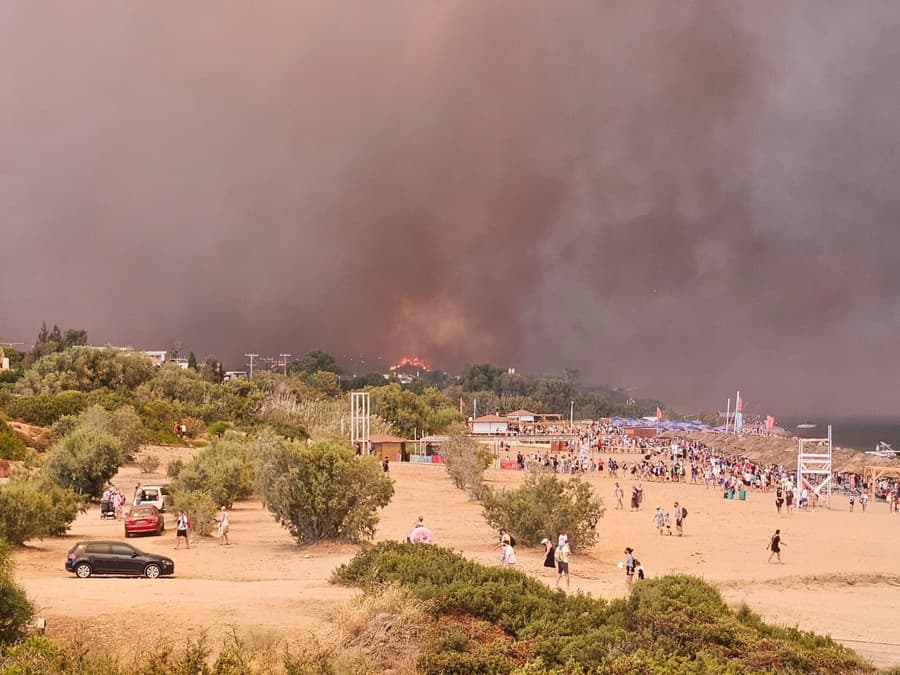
[2,2,899,417]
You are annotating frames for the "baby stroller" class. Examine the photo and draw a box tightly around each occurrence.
[100,500,116,520]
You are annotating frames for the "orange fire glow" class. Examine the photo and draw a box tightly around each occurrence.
[389,356,431,372]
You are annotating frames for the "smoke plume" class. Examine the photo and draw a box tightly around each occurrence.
[2,1,899,416]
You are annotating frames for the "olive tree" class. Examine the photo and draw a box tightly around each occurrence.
[440,427,494,499]
[256,435,394,544]
[42,427,122,498]
[481,472,604,550]
[168,432,257,508]
[0,480,85,545]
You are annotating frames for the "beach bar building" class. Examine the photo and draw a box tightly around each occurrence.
[369,434,408,462]
[470,414,510,435]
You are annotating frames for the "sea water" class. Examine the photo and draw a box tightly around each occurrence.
[783,418,900,452]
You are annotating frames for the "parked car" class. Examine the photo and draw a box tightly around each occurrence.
[124,505,165,537]
[65,540,174,578]
[137,485,170,512]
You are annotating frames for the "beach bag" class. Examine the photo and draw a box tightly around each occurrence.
[681,507,688,519]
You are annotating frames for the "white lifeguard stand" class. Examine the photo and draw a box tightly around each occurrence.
[796,425,833,508]
[350,391,371,454]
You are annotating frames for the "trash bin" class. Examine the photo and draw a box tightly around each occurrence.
[738,489,746,500]
[726,490,734,499]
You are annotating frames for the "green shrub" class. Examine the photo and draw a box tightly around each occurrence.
[167,458,185,479]
[0,369,22,385]
[137,453,161,474]
[257,435,394,544]
[335,543,872,674]
[16,346,154,395]
[51,414,79,439]
[481,472,604,549]
[42,426,123,498]
[208,421,232,438]
[168,432,256,508]
[0,539,34,645]
[4,391,87,426]
[78,404,146,461]
[0,418,26,460]
[0,480,85,545]
[441,426,494,499]
[138,399,182,445]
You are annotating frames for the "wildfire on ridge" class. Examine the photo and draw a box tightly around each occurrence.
[389,356,431,372]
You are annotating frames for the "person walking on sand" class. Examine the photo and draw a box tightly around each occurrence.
[767,529,785,563]
[216,506,230,545]
[860,492,868,512]
[848,495,855,512]
[555,537,571,589]
[674,501,685,536]
[624,547,636,588]
[614,483,624,510]
[175,510,190,550]
[133,482,143,507]
[500,540,517,568]
[775,487,784,517]
[653,506,665,535]
[541,538,555,575]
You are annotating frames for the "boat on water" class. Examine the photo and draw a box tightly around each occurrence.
[865,441,899,459]
[796,422,817,430]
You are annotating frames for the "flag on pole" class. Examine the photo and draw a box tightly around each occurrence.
[736,392,744,412]
[459,397,466,414]
[766,415,775,432]
[656,406,663,421]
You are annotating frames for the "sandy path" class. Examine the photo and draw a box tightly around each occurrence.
[15,453,900,666]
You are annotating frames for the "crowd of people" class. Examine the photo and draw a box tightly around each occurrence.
[500,426,900,511]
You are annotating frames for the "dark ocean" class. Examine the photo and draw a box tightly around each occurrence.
[782,418,900,452]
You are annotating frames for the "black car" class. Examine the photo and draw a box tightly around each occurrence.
[65,540,174,579]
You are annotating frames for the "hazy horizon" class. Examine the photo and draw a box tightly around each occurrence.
[3,2,899,418]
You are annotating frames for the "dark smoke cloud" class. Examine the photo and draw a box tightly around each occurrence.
[2,1,899,417]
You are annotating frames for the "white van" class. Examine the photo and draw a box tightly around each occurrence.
[138,485,171,512]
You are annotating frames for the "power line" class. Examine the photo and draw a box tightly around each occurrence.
[279,353,291,376]
[244,353,259,379]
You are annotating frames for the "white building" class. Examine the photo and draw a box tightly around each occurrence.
[142,350,168,366]
[470,414,510,435]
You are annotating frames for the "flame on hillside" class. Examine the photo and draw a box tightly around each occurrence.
[389,356,431,372]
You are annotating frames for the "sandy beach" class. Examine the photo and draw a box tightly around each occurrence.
[15,451,900,668]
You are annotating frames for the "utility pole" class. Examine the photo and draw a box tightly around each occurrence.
[244,353,259,379]
[279,353,291,376]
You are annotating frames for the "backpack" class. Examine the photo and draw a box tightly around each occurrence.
[509,535,517,547]
[681,507,688,519]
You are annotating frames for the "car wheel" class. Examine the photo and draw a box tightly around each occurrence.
[144,563,161,579]
[75,563,92,578]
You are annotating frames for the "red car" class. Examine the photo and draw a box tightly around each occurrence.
[124,505,165,537]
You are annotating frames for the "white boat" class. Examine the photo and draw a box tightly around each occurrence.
[867,441,899,459]
[796,422,817,430]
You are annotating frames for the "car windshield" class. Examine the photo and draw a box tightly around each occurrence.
[130,508,155,517]
[143,490,159,498]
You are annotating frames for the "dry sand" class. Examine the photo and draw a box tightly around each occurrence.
[14,450,900,667]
